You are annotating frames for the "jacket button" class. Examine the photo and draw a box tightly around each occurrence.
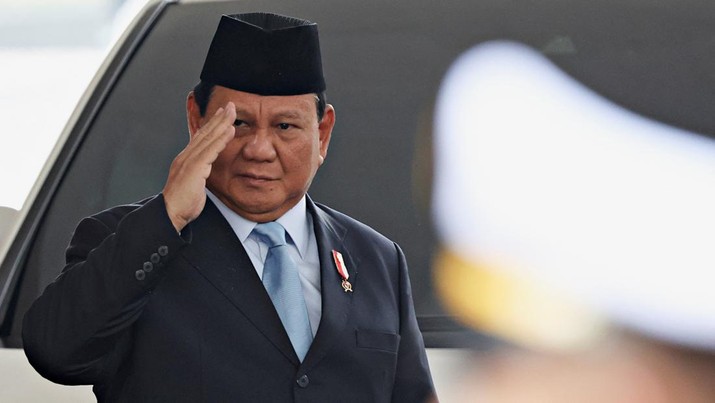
[158,245,169,256]
[150,253,161,264]
[135,269,146,281]
[143,261,153,273]
[296,374,309,388]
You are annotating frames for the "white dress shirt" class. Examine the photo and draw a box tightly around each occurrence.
[205,190,322,336]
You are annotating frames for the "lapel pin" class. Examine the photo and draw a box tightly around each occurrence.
[332,250,353,293]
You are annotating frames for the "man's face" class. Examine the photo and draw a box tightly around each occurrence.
[187,85,334,222]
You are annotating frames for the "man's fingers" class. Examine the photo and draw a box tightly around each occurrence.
[192,106,227,140]
[174,102,237,174]
[192,102,236,143]
[176,103,235,174]
[187,103,236,158]
[194,122,235,165]
[190,106,235,163]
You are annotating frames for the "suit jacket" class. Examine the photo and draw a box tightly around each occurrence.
[22,194,434,402]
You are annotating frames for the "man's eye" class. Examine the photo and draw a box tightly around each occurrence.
[233,119,246,127]
[278,123,291,130]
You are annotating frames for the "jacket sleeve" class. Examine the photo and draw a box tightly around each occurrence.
[391,243,437,403]
[22,194,189,385]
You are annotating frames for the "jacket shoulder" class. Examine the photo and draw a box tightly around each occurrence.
[312,201,397,251]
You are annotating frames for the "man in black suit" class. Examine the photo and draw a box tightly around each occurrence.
[22,12,434,402]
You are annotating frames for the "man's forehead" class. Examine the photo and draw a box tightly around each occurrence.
[212,86,316,115]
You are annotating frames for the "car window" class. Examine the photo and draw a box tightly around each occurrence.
[0,0,147,212]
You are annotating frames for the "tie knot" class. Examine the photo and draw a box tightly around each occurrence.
[252,222,287,247]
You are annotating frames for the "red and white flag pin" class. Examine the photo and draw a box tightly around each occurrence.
[332,250,353,292]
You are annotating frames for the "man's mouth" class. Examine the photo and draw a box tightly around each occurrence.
[238,172,277,182]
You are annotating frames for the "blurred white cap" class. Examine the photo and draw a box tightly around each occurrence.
[432,41,715,351]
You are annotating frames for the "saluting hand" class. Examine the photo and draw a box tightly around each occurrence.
[163,102,236,232]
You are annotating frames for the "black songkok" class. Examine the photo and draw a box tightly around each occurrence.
[200,12,326,96]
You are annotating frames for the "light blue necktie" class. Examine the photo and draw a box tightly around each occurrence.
[252,222,313,361]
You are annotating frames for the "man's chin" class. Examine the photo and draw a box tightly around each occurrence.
[228,198,287,222]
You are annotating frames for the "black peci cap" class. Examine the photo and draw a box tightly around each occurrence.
[200,12,326,96]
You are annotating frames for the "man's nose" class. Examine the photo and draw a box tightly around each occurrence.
[241,128,277,161]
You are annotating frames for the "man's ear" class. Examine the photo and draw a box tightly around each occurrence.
[318,104,335,165]
[186,91,203,136]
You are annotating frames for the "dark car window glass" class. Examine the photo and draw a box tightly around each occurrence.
[5,0,715,347]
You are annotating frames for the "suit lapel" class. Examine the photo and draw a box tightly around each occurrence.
[302,198,359,370]
[180,200,299,364]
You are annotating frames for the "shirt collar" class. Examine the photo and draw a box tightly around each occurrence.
[205,189,310,258]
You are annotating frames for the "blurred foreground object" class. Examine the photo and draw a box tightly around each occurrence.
[432,41,715,402]
[446,337,715,403]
